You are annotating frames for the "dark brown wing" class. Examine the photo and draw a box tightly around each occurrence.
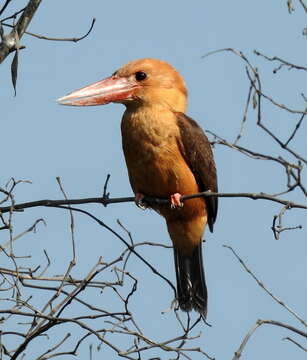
[175,112,218,232]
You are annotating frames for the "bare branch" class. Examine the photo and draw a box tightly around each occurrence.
[224,245,307,327]
[283,336,307,352]
[2,18,96,43]
[299,0,307,12]
[1,190,307,216]
[233,319,307,360]
[0,218,46,250]
[0,0,42,63]
[52,204,177,295]
[55,177,76,295]
[234,82,253,144]
[0,0,13,17]
[254,50,307,73]
[272,205,302,240]
[202,48,307,115]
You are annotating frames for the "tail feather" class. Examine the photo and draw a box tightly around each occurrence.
[174,243,207,317]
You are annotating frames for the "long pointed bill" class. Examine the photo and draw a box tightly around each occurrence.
[57,76,139,106]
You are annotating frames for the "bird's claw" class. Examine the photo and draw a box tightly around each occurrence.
[135,193,147,210]
[170,193,184,209]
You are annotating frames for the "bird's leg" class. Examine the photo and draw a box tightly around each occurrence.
[170,193,184,209]
[135,192,147,210]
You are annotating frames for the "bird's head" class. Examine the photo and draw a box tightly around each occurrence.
[57,58,187,112]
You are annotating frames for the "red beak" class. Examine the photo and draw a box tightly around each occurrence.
[57,76,139,106]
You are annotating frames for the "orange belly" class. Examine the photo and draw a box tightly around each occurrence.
[121,108,207,254]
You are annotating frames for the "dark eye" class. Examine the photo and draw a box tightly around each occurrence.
[135,71,147,81]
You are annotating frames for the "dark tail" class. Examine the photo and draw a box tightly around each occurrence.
[174,243,208,317]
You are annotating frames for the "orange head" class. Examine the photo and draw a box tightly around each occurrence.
[57,58,187,113]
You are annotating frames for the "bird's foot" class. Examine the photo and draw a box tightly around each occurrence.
[170,193,184,209]
[135,193,147,210]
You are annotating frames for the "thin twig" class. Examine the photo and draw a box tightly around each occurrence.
[2,18,96,42]
[233,319,307,360]
[224,245,307,327]
[254,50,307,73]
[0,0,42,63]
[55,177,76,296]
[0,190,306,214]
[283,336,307,352]
[0,0,13,17]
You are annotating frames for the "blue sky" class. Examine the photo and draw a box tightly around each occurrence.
[1,1,307,359]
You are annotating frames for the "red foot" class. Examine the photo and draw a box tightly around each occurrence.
[170,193,183,209]
[135,193,147,210]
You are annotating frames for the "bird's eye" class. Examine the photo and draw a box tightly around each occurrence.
[135,71,147,81]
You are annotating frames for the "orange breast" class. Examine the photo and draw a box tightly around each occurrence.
[121,107,207,254]
[121,108,197,194]
[121,107,205,217]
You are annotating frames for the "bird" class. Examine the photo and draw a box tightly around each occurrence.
[57,58,218,317]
